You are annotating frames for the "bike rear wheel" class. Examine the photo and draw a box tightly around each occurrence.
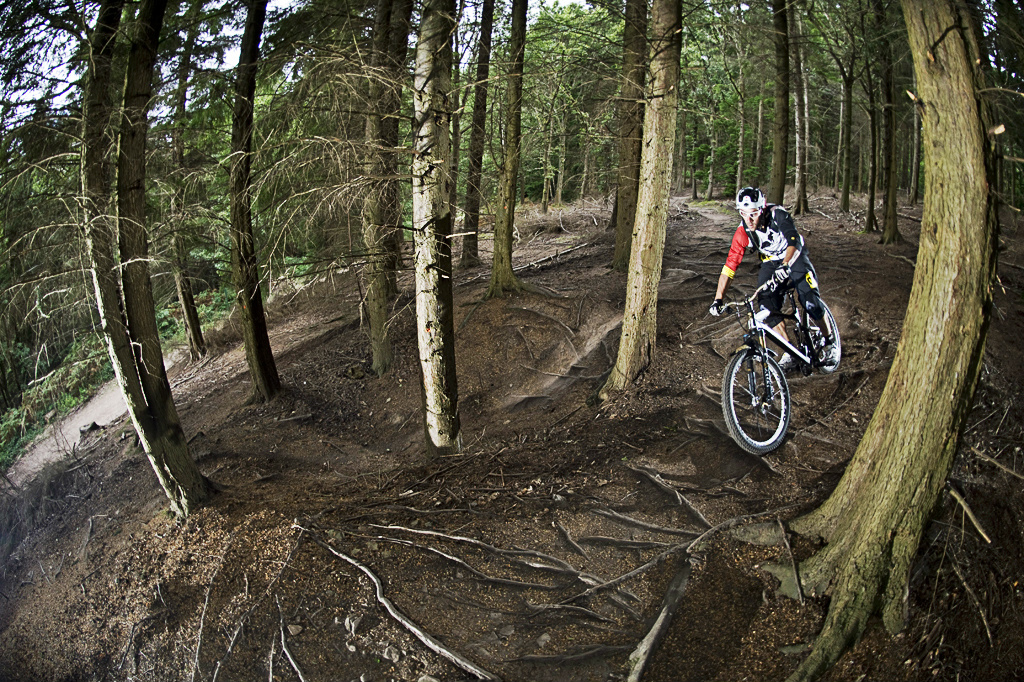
[810,300,841,374]
[721,349,791,455]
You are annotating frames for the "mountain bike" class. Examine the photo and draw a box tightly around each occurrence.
[719,281,841,455]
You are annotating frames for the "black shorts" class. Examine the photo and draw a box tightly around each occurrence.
[756,254,824,327]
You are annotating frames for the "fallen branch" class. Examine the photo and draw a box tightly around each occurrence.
[303,528,501,681]
[524,600,612,622]
[591,508,700,537]
[627,562,692,682]
[277,597,308,682]
[689,503,802,553]
[947,486,992,544]
[561,542,690,605]
[949,560,993,647]
[627,465,712,529]
[973,447,1024,481]
[883,252,916,268]
[370,534,566,591]
[511,645,632,664]
[554,520,589,558]
[577,535,671,550]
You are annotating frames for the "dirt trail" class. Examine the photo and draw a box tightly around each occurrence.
[2,197,1023,682]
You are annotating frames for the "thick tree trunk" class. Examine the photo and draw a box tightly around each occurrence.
[459,0,494,268]
[487,0,526,298]
[612,0,648,272]
[230,0,280,402]
[412,0,462,457]
[599,0,681,398]
[784,2,998,679]
[768,0,790,206]
[86,0,211,517]
[876,0,902,244]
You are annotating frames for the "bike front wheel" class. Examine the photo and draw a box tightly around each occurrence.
[811,300,842,374]
[721,349,791,455]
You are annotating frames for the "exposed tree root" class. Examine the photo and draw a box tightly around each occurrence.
[627,560,692,682]
[304,527,501,681]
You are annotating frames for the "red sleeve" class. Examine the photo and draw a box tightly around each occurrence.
[723,224,748,278]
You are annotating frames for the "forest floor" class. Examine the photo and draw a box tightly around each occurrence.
[2,192,1024,682]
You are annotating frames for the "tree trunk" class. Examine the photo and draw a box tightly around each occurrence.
[755,95,764,171]
[704,118,716,199]
[101,0,211,516]
[791,10,808,213]
[487,0,526,298]
[230,0,280,402]
[876,0,902,243]
[412,0,462,457]
[448,0,467,219]
[736,72,746,193]
[169,5,205,361]
[863,77,879,232]
[611,0,648,272]
[459,0,494,268]
[782,3,999,680]
[840,73,854,211]
[363,0,396,376]
[381,0,415,294]
[599,0,681,399]
[768,0,790,206]
[908,96,921,204]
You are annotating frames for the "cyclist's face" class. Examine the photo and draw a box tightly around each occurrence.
[740,208,762,228]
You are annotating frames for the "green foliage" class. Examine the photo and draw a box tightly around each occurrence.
[0,333,112,471]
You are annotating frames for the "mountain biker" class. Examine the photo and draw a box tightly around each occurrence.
[708,187,830,370]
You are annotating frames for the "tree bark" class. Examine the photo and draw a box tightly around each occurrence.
[459,0,494,268]
[381,0,415,295]
[784,2,999,679]
[99,0,210,516]
[600,0,681,398]
[908,92,921,205]
[863,74,879,233]
[876,0,902,244]
[486,0,526,298]
[611,0,648,272]
[170,4,206,362]
[840,73,854,211]
[229,0,280,402]
[412,0,462,457]
[768,0,790,206]
[791,9,808,213]
[362,0,396,376]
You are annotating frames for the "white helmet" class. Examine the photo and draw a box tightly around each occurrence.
[735,187,766,211]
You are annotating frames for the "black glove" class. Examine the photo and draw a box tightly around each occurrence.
[709,298,724,317]
[768,264,791,292]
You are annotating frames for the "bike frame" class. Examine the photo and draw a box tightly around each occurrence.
[727,284,813,368]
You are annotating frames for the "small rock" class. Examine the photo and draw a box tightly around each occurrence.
[287,624,303,636]
[537,633,551,648]
[347,643,357,652]
[417,676,440,682]
[498,625,514,639]
[384,645,401,663]
[345,615,362,635]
